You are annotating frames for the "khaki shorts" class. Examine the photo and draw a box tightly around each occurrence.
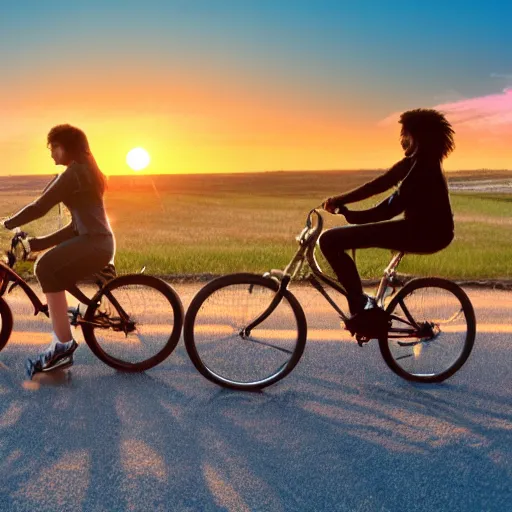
[35,234,115,293]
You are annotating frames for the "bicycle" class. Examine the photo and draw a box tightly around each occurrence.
[0,230,184,373]
[183,207,476,391]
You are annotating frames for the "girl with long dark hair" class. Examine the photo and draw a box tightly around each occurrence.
[2,124,115,373]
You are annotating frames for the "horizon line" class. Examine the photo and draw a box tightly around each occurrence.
[1,168,512,178]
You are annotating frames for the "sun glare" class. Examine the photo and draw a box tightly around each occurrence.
[126,147,150,171]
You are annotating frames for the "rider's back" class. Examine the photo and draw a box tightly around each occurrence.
[62,162,113,237]
[398,153,454,238]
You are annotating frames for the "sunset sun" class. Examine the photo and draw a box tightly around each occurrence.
[126,147,150,171]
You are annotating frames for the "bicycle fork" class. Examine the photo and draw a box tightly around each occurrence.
[240,275,291,337]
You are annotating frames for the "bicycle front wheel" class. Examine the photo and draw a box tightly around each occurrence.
[184,273,307,390]
[81,274,184,372]
[381,277,476,383]
[0,298,13,353]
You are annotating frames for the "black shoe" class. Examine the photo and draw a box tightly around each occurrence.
[25,357,39,379]
[25,353,75,379]
[345,301,390,343]
[41,355,74,372]
[347,293,373,317]
[26,340,79,379]
[41,340,78,370]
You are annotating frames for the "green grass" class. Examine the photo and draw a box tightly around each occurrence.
[1,171,512,280]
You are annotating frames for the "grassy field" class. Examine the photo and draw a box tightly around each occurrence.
[1,170,512,280]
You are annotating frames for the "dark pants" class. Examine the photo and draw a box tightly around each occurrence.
[319,220,453,314]
[35,234,115,293]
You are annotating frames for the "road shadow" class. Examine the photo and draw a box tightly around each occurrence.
[0,337,510,511]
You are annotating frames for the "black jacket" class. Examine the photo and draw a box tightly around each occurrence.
[335,153,454,235]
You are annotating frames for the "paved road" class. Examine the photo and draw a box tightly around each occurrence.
[0,283,510,512]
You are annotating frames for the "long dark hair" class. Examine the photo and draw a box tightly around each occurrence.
[399,109,455,161]
[47,124,107,194]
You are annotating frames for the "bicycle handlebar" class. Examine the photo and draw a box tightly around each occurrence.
[298,207,324,246]
[6,230,30,268]
[299,203,353,248]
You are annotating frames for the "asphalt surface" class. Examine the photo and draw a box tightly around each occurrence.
[0,283,510,512]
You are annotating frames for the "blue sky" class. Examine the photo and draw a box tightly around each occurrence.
[1,0,510,173]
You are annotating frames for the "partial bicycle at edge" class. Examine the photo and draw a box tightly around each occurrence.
[0,229,184,375]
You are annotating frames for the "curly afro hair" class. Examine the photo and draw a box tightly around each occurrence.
[399,109,455,161]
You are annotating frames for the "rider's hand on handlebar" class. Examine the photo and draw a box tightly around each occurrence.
[322,197,348,215]
[12,230,31,259]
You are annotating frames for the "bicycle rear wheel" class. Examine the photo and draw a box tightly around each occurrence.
[381,277,476,382]
[184,273,307,390]
[81,274,184,371]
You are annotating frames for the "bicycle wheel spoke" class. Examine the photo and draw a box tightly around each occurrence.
[383,279,475,382]
[389,327,419,334]
[243,336,294,355]
[185,274,306,389]
[395,353,413,361]
[82,276,182,371]
[397,340,423,347]
[389,314,416,328]
[396,299,420,328]
[444,308,464,324]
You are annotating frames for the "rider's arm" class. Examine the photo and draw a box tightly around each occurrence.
[28,222,77,252]
[3,171,71,229]
[344,192,405,225]
[331,157,411,206]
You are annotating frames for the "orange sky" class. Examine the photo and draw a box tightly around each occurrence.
[1,35,511,175]
[2,1,511,176]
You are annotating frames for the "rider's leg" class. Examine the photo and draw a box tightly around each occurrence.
[35,291,77,369]
[46,291,73,343]
[318,235,366,313]
[319,220,450,314]
[31,236,113,369]
[35,235,114,304]
[35,257,75,357]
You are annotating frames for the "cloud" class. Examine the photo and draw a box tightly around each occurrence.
[379,84,512,130]
[436,87,512,128]
[490,73,512,81]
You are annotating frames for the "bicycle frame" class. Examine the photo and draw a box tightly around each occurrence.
[0,226,140,348]
[245,208,406,336]
[270,209,403,314]
[0,262,49,317]
[0,258,132,333]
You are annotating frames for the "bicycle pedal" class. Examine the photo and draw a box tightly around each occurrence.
[345,307,390,342]
[341,319,355,336]
[356,335,371,347]
[68,311,80,327]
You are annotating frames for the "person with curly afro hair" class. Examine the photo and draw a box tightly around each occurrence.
[321,109,455,316]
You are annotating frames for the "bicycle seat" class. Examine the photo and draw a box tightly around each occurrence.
[92,263,117,286]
